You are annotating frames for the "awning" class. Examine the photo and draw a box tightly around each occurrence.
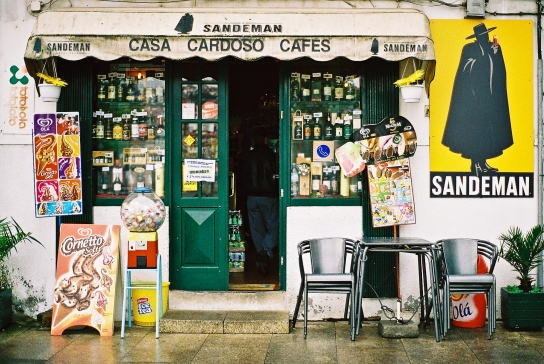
[24,7,436,88]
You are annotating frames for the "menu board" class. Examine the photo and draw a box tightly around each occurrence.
[33,112,83,217]
[367,158,415,228]
[51,224,120,336]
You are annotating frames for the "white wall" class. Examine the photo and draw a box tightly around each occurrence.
[0,0,540,319]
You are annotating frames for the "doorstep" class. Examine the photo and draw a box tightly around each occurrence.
[159,310,290,334]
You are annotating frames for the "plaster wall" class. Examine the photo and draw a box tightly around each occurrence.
[0,0,540,320]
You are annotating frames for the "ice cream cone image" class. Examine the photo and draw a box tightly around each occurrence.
[35,134,56,175]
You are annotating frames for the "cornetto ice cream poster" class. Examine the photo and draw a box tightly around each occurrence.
[33,112,83,217]
[51,224,120,336]
[429,20,534,198]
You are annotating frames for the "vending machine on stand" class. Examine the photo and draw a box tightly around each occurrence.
[119,186,166,338]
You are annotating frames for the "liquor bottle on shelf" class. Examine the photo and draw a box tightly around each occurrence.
[131,114,139,141]
[138,112,148,141]
[97,75,107,101]
[324,116,334,140]
[122,114,131,141]
[92,111,97,139]
[294,119,303,140]
[345,76,355,101]
[330,168,339,195]
[312,174,320,197]
[290,163,299,197]
[116,73,125,102]
[323,73,333,101]
[303,116,312,140]
[125,77,136,102]
[343,117,353,140]
[95,110,105,139]
[301,74,311,101]
[113,172,122,196]
[147,116,155,140]
[291,72,300,101]
[334,117,344,140]
[322,170,331,195]
[311,73,322,102]
[104,111,113,140]
[113,116,123,140]
[101,167,110,194]
[155,115,166,139]
[313,115,322,140]
[334,76,344,100]
[107,73,116,102]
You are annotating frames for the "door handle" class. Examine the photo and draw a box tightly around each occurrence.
[229,172,235,197]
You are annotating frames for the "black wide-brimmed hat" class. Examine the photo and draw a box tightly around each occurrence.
[466,23,497,39]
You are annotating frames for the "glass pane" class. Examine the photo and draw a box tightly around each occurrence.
[181,161,198,197]
[181,123,199,159]
[181,61,199,81]
[201,62,218,81]
[202,84,218,120]
[202,163,218,198]
[182,84,198,120]
[202,123,218,159]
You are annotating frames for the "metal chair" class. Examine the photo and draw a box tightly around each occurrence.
[292,237,360,339]
[434,239,497,339]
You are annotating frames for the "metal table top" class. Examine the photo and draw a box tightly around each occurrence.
[358,236,433,249]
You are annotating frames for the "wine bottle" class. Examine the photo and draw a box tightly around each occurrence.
[291,72,300,101]
[323,72,333,101]
[95,110,105,139]
[155,115,166,139]
[303,116,312,140]
[301,74,311,101]
[324,116,334,140]
[313,116,322,140]
[131,115,139,141]
[334,117,343,140]
[311,72,322,102]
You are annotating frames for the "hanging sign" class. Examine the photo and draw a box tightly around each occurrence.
[51,224,120,336]
[367,158,416,228]
[184,159,216,182]
[33,112,83,217]
[353,115,417,166]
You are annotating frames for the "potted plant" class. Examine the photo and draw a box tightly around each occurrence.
[36,71,67,102]
[394,69,425,103]
[498,225,544,329]
[0,217,42,329]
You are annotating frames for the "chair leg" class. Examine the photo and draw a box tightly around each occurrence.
[303,281,308,339]
[292,282,304,328]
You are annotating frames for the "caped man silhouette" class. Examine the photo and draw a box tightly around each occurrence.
[442,23,513,176]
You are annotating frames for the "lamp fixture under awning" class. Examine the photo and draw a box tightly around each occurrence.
[24,7,436,89]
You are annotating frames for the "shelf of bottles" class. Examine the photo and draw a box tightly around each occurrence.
[289,69,363,199]
[92,63,166,200]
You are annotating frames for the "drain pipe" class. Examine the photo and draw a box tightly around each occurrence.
[538,0,543,288]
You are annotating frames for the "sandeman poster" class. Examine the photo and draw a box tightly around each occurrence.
[429,20,534,198]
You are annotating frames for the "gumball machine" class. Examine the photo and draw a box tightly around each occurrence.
[120,187,166,269]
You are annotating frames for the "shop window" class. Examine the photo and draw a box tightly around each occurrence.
[92,59,166,202]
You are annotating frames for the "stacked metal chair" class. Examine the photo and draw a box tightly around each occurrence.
[432,239,498,340]
[292,237,361,340]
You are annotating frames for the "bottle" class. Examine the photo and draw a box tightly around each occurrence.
[290,163,299,197]
[155,116,166,139]
[340,171,350,197]
[311,72,322,102]
[301,74,311,101]
[322,170,331,195]
[116,74,125,102]
[334,76,344,100]
[343,118,353,140]
[313,116,322,140]
[139,113,148,141]
[95,110,105,139]
[330,169,339,195]
[125,78,136,102]
[312,175,320,197]
[324,116,334,140]
[92,111,97,139]
[323,73,333,101]
[334,117,344,140]
[349,176,358,196]
[131,115,139,141]
[345,77,355,101]
[97,75,107,101]
[101,167,110,194]
[122,114,131,141]
[104,111,113,140]
[294,120,303,140]
[113,172,122,196]
[291,73,300,101]
[107,73,116,101]
[135,167,145,188]
[147,116,155,140]
[112,116,123,140]
[303,117,312,140]
[357,173,363,198]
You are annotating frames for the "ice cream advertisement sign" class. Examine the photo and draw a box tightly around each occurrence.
[51,224,120,336]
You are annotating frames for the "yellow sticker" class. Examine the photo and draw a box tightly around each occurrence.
[184,135,195,147]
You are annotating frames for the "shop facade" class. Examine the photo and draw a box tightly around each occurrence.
[1,0,540,320]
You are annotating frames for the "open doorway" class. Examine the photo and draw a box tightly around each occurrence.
[228,58,280,291]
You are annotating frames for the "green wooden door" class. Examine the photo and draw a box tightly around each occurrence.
[170,60,229,290]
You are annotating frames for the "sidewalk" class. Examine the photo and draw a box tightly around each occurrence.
[1,318,543,363]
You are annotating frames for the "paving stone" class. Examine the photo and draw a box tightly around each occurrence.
[378,320,419,338]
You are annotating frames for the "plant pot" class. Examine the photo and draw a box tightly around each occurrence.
[400,84,424,103]
[0,289,13,330]
[501,287,544,329]
[38,83,62,102]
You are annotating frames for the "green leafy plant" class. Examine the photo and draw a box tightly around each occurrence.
[499,225,544,292]
[0,217,42,289]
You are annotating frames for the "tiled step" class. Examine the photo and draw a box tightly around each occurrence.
[159,310,290,334]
